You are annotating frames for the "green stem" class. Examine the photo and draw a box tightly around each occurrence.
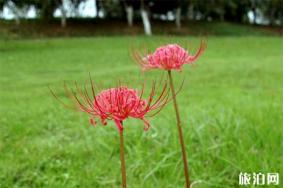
[168,70,190,188]
[119,122,127,188]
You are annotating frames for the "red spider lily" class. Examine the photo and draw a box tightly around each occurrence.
[132,41,206,188]
[50,77,171,132]
[132,40,206,71]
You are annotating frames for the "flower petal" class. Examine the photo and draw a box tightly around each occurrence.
[141,118,150,131]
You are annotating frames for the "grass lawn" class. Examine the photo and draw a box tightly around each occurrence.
[0,36,282,188]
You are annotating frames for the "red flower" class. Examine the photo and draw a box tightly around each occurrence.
[133,41,206,71]
[52,79,170,132]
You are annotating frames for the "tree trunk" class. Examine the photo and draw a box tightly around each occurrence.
[253,8,257,24]
[141,9,152,36]
[175,7,181,28]
[14,13,20,25]
[280,10,283,27]
[126,6,133,26]
[251,0,257,24]
[187,3,194,20]
[269,8,276,26]
[60,6,67,27]
[7,1,21,25]
[41,0,54,22]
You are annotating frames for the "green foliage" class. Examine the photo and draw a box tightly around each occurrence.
[0,36,282,187]
[1,0,282,25]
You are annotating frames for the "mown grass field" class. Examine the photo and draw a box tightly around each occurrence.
[0,36,282,188]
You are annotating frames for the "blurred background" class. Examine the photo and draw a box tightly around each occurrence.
[0,0,282,37]
[0,1,283,188]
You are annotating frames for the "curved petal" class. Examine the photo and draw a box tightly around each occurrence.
[186,40,206,63]
[141,118,150,131]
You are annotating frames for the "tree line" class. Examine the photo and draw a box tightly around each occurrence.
[0,0,282,35]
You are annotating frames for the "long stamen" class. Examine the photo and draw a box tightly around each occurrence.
[88,75,109,116]
[149,81,168,109]
[74,81,93,110]
[187,40,207,63]
[49,85,76,110]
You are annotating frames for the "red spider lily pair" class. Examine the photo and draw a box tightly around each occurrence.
[51,41,206,188]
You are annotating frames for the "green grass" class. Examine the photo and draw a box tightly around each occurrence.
[0,36,282,188]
